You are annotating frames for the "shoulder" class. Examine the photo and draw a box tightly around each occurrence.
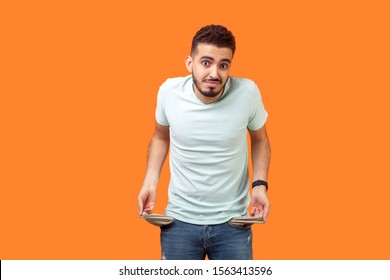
[230,76,258,90]
[228,76,260,97]
[160,75,192,91]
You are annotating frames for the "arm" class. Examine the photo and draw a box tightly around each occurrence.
[137,121,170,215]
[248,124,271,221]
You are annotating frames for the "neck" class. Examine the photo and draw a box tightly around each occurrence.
[192,84,225,104]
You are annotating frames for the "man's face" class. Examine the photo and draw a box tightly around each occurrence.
[186,43,233,103]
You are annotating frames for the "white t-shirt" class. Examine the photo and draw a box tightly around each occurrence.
[156,75,268,224]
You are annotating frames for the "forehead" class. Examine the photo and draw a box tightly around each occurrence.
[193,43,233,61]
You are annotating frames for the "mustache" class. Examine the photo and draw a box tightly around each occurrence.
[203,79,221,83]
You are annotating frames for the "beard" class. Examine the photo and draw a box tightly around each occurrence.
[192,74,227,98]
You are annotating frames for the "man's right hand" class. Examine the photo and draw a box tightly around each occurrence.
[137,122,169,216]
[137,185,157,215]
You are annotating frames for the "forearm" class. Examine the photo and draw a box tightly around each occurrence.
[251,138,271,220]
[251,133,271,182]
[142,135,170,187]
[137,123,170,214]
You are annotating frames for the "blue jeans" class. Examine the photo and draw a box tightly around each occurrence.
[160,219,253,260]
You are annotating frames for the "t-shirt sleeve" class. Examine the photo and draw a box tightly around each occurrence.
[155,83,170,126]
[247,82,268,130]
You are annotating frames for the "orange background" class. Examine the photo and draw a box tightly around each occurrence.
[1,0,389,259]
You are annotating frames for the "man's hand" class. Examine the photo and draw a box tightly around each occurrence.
[251,186,270,222]
[137,185,157,215]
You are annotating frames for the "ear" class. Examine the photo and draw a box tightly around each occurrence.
[185,56,193,73]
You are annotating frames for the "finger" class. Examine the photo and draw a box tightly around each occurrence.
[137,197,144,216]
[262,204,270,222]
[144,206,151,214]
[144,202,155,214]
[250,206,259,216]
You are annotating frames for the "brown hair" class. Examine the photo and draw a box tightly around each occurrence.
[191,25,236,56]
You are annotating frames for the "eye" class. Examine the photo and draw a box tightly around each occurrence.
[220,63,230,70]
[201,60,210,67]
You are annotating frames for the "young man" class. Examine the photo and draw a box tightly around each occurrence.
[137,25,271,260]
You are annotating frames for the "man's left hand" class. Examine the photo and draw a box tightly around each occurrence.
[251,186,270,222]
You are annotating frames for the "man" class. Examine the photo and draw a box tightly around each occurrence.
[137,25,271,260]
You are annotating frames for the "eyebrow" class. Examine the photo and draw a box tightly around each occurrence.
[200,56,231,64]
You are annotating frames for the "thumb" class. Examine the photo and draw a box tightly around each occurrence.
[250,206,259,216]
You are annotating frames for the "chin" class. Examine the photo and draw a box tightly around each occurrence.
[205,87,221,93]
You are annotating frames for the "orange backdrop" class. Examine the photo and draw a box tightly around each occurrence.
[1,0,389,259]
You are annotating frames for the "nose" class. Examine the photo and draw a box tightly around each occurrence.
[209,65,219,79]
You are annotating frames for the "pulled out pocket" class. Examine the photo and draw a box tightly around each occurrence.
[228,213,264,228]
[140,213,174,227]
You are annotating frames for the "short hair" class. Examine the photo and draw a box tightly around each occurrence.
[191,25,236,56]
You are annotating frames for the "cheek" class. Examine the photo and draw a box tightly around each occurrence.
[218,68,229,76]
[220,72,229,82]
[193,68,206,79]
